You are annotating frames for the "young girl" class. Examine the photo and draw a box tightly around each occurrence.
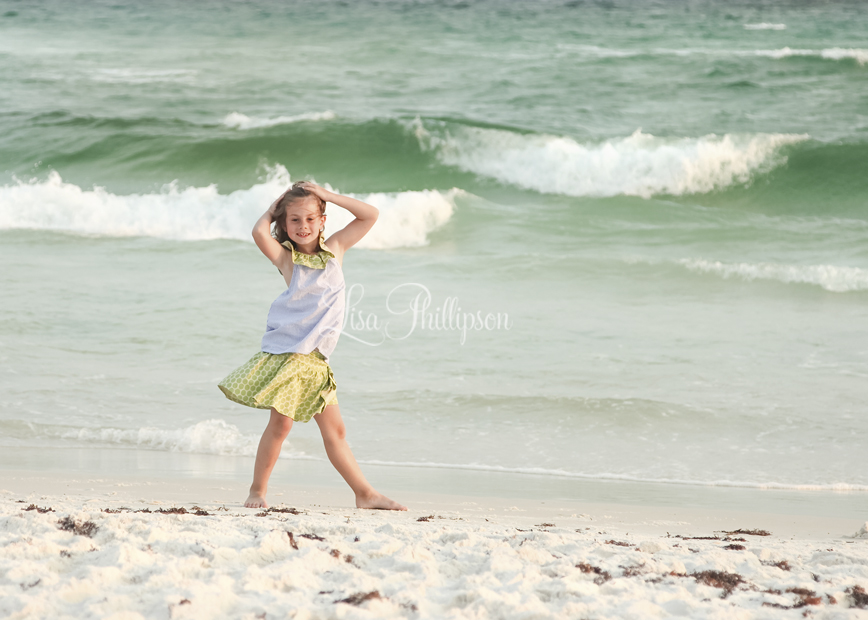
[218,181,406,511]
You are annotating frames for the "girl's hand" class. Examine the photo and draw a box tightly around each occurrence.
[268,189,289,218]
[297,181,331,202]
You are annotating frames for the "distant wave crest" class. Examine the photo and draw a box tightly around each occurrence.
[410,119,807,198]
[556,43,867,65]
[0,166,458,249]
[679,259,868,293]
[222,111,337,130]
[743,23,786,30]
[755,47,868,65]
[89,68,198,84]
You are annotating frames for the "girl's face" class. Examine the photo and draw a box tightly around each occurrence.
[284,198,325,246]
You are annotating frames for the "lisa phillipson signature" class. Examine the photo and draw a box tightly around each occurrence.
[342,283,512,346]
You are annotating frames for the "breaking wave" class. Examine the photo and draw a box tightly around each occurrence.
[678,259,868,293]
[409,119,807,198]
[222,111,337,130]
[0,166,458,249]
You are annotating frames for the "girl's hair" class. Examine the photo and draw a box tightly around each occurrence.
[271,181,327,244]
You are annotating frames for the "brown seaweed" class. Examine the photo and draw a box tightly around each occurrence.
[335,591,382,606]
[691,570,745,597]
[847,585,868,609]
[576,562,612,585]
[57,516,99,538]
[605,539,632,547]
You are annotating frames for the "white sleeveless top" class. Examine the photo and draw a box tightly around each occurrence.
[260,240,345,362]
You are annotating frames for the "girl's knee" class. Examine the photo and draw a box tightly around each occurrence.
[322,420,346,442]
[318,415,346,442]
[268,409,293,436]
[315,405,345,441]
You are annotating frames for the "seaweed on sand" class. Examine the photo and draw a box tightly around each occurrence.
[691,570,745,598]
[847,585,868,609]
[267,507,300,514]
[577,562,612,585]
[763,587,822,609]
[57,516,99,538]
[605,539,632,547]
[335,591,381,605]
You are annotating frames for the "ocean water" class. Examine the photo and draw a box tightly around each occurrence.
[1,1,867,508]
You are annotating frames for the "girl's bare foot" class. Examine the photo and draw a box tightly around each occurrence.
[244,493,268,509]
[356,491,407,511]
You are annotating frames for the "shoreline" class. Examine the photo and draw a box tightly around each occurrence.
[2,470,866,540]
[2,445,867,521]
[2,471,867,618]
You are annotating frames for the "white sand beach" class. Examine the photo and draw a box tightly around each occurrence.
[2,473,867,619]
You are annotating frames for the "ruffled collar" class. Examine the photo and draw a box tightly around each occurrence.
[281,235,335,270]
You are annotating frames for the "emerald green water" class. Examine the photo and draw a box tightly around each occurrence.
[1,1,866,499]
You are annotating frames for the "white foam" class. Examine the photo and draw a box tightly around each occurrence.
[324,188,458,250]
[358,459,868,492]
[59,419,319,461]
[62,419,259,456]
[36,418,868,491]
[89,68,198,84]
[410,120,807,198]
[818,47,868,64]
[755,47,868,65]
[743,23,786,30]
[222,111,336,130]
[555,43,639,58]
[0,167,457,249]
[677,259,868,293]
[555,43,868,65]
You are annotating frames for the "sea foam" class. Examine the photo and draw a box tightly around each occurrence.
[88,68,198,84]
[0,167,457,249]
[59,419,320,461]
[359,459,868,492]
[410,120,807,198]
[755,47,868,65]
[48,420,868,491]
[743,23,786,30]
[222,111,337,130]
[61,419,261,457]
[677,259,868,293]
[556,43,867,65]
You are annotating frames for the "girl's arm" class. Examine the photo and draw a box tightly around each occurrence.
[252,194,291,270]
[299,183,378,260]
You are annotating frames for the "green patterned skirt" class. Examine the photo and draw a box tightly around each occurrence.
[218,350,338,423]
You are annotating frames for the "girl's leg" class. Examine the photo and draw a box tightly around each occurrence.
[314,404,407,511]
[245,408,293,508]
